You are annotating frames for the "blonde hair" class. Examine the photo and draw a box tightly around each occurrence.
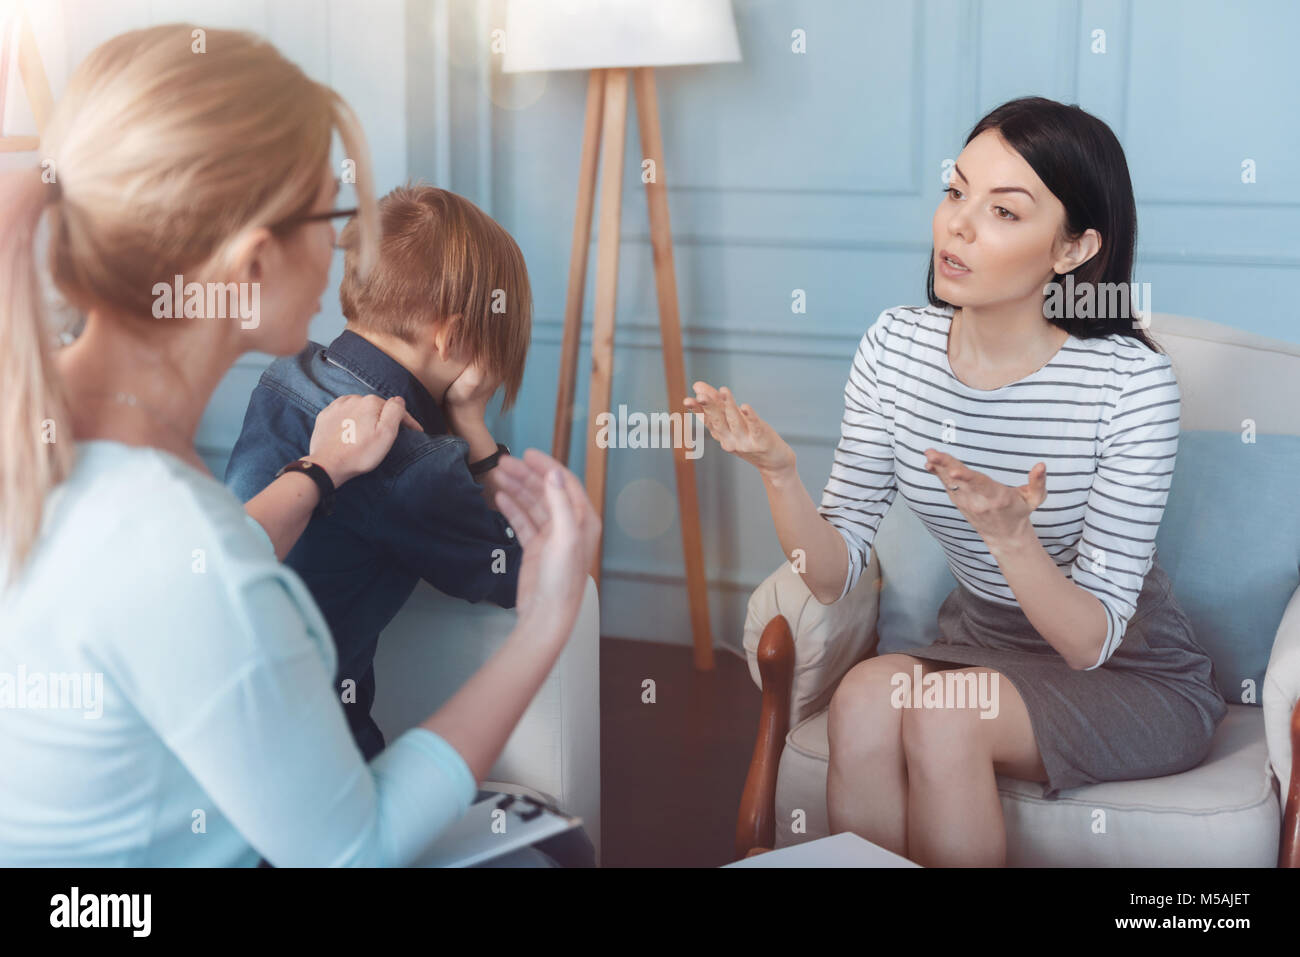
[338,184,532,411]
[0,24,380,585]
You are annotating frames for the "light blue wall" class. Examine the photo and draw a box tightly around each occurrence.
[415,0,1298,651]
[29,2,1293,652]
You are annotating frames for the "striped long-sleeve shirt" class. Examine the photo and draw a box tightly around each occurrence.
[817,303,1180,670]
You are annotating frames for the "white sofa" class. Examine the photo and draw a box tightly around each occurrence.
[737,311,1300,867]
[371,575,602,865]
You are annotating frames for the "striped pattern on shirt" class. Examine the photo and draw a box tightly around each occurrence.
[817,303,1180,670]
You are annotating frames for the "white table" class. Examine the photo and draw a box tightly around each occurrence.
[723,833,921,868]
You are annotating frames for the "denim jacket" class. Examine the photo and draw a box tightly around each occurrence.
[224,330,520,760]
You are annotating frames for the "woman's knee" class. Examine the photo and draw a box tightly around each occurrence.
[828,655,920,755]
[899,698,985,779]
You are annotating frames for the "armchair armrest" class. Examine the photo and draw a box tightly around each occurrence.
[1263,583,1300,867]
[734,549,883,857]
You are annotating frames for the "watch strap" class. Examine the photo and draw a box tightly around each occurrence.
[468,442,509,476]
[275,458,336,516]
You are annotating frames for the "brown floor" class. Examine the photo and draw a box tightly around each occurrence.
[599,637,761,868]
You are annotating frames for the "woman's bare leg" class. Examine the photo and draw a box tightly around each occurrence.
[901,666,1048,866]
[826,653,952,857]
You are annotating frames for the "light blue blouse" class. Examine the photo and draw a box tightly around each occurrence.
[0,440,477,866]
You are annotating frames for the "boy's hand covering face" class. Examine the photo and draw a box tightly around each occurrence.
[444,360,500,412]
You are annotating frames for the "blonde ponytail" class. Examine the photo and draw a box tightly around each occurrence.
[1,24,380,587]
[0,168,72,585]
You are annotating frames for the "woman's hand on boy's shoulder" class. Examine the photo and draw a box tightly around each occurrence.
[307,393,422,487]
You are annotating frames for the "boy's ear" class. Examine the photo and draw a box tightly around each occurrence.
[432,313,464,361]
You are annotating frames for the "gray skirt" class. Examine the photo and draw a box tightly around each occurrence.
[904,558,1229,799]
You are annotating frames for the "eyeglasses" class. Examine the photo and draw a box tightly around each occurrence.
[270,206,358,235]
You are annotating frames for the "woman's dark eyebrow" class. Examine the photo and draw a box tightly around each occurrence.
[953,163,1036,201]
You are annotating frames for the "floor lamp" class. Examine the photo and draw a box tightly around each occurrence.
[503,1,741,671]
[0,3,54,153]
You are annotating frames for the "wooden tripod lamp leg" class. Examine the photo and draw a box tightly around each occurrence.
[552,69,606,465]
[583,67,630,589]
[633,67,714,671]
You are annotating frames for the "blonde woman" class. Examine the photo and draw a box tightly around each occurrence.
[0,24,598,866]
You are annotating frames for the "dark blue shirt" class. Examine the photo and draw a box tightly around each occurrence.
[224,330,520,760]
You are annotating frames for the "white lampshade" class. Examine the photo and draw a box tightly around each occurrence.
[501,0,741,73]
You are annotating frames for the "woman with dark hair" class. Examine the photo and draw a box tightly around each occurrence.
[686,96,1227,866]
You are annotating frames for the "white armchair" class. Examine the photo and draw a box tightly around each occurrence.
[738,555,1293,866]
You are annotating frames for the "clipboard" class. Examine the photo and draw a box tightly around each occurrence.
[412,792,582,868]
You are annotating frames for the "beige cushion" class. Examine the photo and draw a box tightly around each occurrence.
[1154,312,1300,435]
[743,554,883,727]
[773,703,1279,866]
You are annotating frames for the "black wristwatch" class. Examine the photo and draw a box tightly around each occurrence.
[275,458,336,516]
[468,442,509,476]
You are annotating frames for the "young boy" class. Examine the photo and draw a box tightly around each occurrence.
[225,184,530,762]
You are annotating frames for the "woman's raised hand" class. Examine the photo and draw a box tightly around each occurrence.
[493,449,601,641]
[685,381,796,476]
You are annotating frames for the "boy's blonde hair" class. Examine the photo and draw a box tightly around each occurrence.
[0,23,379,585]
[338,184,531,411]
